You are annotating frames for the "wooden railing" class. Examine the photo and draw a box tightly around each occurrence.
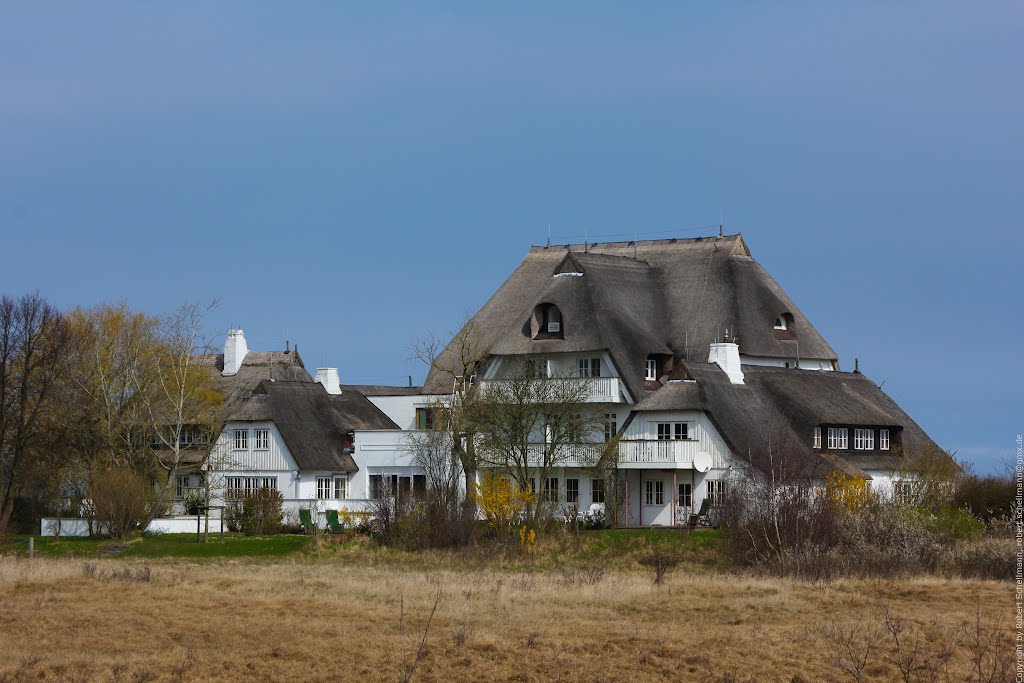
[478,376,623,403]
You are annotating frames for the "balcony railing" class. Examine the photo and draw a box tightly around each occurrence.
[506,439,710,468]
[478,376,623,403]
[618,440,698,465]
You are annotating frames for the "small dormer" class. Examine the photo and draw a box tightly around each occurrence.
[531,303,563,339]
[553,252,584,278]
[773,312,796,340]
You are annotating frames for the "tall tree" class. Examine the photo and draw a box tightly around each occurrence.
[410,317,487,526]
[0,293,73,534]
[469,358,606,530]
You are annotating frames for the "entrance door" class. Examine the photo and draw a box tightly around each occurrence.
[641,476,672,526]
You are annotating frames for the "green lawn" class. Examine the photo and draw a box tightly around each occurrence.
[0,533,310,559]
[1,527,722,565]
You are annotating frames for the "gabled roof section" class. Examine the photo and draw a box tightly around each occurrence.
[224,381,398,472]
[424,233,836,397]
[664,362,947,479]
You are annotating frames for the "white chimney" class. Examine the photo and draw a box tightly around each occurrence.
[222,329,249,376]
[709,341,744,384]
[315,368,341,395]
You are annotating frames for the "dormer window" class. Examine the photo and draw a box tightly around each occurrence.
[645,357,658,381]
[774,317,786,330]
[773,312,797,339]
[813,427,821,448]
[531,303,564,339]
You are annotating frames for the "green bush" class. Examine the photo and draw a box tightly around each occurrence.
[182,490,205,516]
[912,506,986,542]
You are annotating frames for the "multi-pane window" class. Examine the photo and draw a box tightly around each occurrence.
[226,476,277,498]
[254,429,270,450]
[175,475,190,499]
[578,358,601,378]
[543,477,559,503]
[894,480,913,505]
[678,483,692,508]
[645,357,658,381]
[657,423,688,440]
[317,477,347,500]
[591,478,605,504]
[854,429,874,450]
[603,413,617,442]
[813,427,821,449]
[369,474,383,499]
[880,429,890,451]
[707,480,728,506]
[644,480,664,505]
[233,429,248,450]
[565,478,579,504]
[827,428,848,450]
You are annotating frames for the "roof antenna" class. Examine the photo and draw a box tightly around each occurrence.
[633,231,638,259]
[584,226,589,253]
[547,224,551,247]
[719,210,724,238]
[286,339,290,353]
[854,356,860,373]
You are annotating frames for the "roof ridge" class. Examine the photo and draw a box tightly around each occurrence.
[529,233,742,253]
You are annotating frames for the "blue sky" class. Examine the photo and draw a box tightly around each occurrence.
[1,3,1020,472]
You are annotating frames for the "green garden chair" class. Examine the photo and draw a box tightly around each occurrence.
[689,498,711,527]
[325,510,345,534]
[299,508,316,534]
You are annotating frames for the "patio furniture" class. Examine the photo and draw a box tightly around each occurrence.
[299,508,316,534]
[325,510,345,534]
[689,498,711,527]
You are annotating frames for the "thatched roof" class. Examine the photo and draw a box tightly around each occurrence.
[338,384,426,397]
[631,362,946,479]
[197,351,397,472]
[424,234,837,399]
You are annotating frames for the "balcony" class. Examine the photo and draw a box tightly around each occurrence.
[478,376,625,403]
[505,440,715,470]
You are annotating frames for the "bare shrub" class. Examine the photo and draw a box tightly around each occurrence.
[89,468,152,538]
[638,551,680,585]
[560,560,607,587]
[824,617,882,683]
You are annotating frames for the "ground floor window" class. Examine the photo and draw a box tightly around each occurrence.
[894,480,914,505]
[644,480,664,505]
[565,478,579,504]
[678,482,692,508]
[706,480,728,506]
[543,477,559,503]
[591,478,605,504]
[226,476,277,498]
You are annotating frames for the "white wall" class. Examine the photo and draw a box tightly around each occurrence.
[740,354,835,371]
[366,394,448,430]
[622,409,732,470]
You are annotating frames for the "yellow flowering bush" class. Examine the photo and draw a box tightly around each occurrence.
[472,472,535,529]
[823,470,876,511]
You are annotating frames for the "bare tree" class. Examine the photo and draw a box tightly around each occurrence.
[0,293,74,535]
[469,357,605,529]
[136,302,222,529]
[410,316,487,525]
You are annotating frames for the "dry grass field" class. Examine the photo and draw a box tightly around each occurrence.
[0,537,1013,683]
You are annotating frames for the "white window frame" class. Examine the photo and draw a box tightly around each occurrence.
[225,476,276,498]
[657,422,690,440]
[880,429,890,451]
[707,480,728,506]
[813,427,821,449]
[854,428,874,451]
[644,480,664,506]
[253,429,270,450]
[591,478,605,504]
[578,357,601,378]
[603,413,617,442]
[827,427,848,450]
[317,477,334,500]
[233,429,248,451]
[678,482,692,508]
[334,476,347,500]
[774,317,787,330]
[543,477,559,503]
[565,478,579,504]
[645,358,658,381]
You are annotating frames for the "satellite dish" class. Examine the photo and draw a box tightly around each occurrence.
[693,451,712,473]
